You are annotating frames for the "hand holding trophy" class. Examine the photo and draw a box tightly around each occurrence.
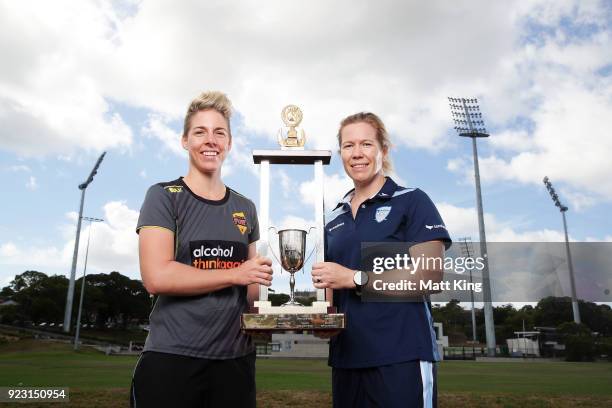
[241,106,345,332]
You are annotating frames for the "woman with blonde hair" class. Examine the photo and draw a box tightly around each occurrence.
[131,91,272,407]
[312,112,451,407]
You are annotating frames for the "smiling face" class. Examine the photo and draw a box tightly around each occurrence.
[182,109,231,175]
[340,121,387,185]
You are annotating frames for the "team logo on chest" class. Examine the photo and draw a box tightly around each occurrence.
[375,206,392,223]
[232,211,248,234]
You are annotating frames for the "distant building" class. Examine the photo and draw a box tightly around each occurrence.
[507,331,541,356]
[433,322,449,360]
[269,332,329,358]
[293,290,317,298]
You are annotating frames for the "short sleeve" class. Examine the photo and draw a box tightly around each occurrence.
[136,184,176,234]
[248,200,260,243]
[404,189,452,249]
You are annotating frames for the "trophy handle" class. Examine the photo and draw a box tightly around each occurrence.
[297,129,306,147]
[303,226,319,270]
[267,226,283,272]
[277,129,285,147]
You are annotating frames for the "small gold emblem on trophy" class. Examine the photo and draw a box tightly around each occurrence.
[278,105,306,149]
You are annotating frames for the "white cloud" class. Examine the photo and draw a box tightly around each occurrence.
[0,1,133,156]
[1,1,609,216]
[139,169,147,178]
[7,165,31,172]
[437,202,571,242]
[141,114,184,156]
[0,0,528,156]
[223,130,258,178]
[585,235,612,242]
[0,200,141,282]
[560,188,598,212]
[25,176,37,190]
[277,170,293,199]
[81,201,140,276]
[300,172,353,212]
[489,129,536,152]
[0,242,19,257]
[65,211,79,223]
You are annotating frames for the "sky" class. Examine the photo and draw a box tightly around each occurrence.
[0,0,611,300]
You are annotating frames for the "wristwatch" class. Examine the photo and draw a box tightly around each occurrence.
[353,270,368,295]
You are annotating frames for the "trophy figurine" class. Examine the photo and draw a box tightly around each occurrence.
[277,105,306,149]
[241,106,345,332]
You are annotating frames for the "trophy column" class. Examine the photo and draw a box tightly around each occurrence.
[258,159,270,302]
[314,159,325,302]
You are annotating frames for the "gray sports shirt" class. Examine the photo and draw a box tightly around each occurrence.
[136,177,259,359]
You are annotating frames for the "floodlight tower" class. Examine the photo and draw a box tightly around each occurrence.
[74,217,104,350]
[543,176,580,324]
[63,152,106,333]
[448,97,496,356]
[459,237,478,344]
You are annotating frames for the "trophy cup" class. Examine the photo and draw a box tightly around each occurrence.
[269,227,315,306]
[241,106,345,332]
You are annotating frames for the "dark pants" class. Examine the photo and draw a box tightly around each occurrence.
[332,361,437,408]
[130,351,256,408]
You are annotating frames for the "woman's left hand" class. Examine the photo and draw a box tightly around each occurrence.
[311,262,355,289]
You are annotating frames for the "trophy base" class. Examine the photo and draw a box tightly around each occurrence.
[241,301,345,332]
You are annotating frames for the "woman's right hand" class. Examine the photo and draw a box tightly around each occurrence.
[233,256,273,286]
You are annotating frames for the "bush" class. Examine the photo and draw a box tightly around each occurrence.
[565,334,596,362]
[596,338,612,362]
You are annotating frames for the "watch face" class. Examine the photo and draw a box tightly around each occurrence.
[355,270,368,286]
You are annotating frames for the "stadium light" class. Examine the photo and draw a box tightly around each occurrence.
[542,176,580,324]
[74,217,104,350]
[448,97,496,356]
[63,152,106,333]
[459,237,478,345]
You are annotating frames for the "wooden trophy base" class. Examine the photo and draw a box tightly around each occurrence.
[241,301,345,332]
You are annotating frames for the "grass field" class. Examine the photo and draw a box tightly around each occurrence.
[1,339,611,407]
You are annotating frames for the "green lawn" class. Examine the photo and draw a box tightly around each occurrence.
[1,339,611,407]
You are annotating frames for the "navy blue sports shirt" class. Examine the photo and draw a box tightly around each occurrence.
[325,177,451,368]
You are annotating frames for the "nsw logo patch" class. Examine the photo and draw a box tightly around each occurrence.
[375,206,392,223]
[232,211,248,235]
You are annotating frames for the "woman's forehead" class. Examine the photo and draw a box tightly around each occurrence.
[341,122,378,142]
[190,109,229,129]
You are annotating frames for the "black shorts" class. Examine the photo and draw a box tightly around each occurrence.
[130,351,256,408]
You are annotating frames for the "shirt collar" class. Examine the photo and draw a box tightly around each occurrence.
[332,177,399,210]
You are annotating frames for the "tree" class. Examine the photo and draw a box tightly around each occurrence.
[557,322,595,362]
[269,293,290,306]
[7,271,68,324]
[1,270,150,329]
[82,272,150,328]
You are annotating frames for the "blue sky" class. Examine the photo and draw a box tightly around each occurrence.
[0,0,611,297]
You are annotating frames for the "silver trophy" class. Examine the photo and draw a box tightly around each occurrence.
[269,227,316,306]
[241,105,345,333]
